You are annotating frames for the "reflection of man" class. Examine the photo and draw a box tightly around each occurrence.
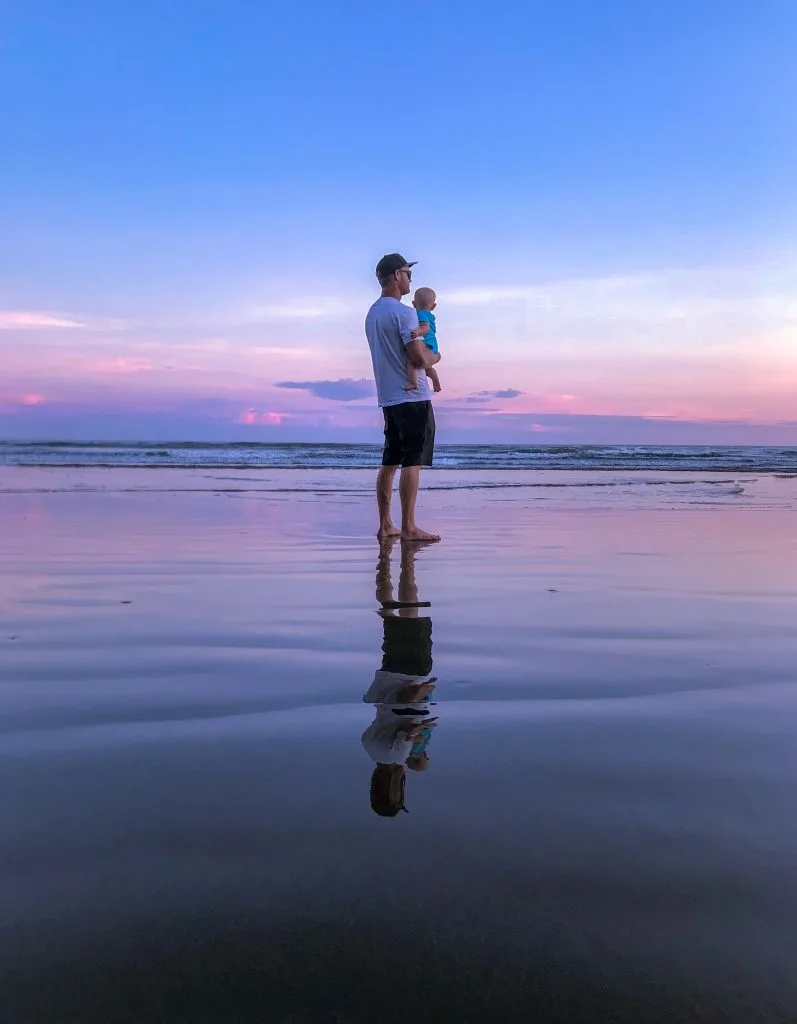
[363,539,438,817]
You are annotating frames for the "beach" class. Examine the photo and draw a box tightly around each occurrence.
[3,465,797,1022]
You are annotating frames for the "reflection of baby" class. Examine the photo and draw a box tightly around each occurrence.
[405,287,441,394]
[407,717,434,773]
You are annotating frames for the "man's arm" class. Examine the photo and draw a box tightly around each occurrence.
[405,338,441,370]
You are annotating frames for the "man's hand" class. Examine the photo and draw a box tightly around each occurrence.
[406,339,441,370]
[402,719,438,739]
[415,321,431,337]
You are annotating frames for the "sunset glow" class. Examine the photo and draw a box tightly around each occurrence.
[1,2,794,444]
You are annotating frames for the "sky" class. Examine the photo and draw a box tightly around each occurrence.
[1,0,796,445]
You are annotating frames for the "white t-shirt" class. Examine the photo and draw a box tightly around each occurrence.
[365,296,430,407]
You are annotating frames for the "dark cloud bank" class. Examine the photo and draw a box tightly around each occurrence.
[276,379,374,402]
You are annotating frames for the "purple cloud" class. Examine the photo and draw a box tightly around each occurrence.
[276,378,375,402]
[469,389,523,400]
[6,388,796,446]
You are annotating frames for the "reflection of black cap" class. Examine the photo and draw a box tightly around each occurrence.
[370,764,408,816]
[375,253,417,281]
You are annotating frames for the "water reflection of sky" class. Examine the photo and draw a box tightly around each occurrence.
[2,474,797,1020]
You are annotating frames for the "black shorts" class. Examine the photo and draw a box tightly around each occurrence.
[382,401,435,468]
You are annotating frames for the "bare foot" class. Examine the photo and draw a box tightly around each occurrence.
[377,523,401,539]
[401,527,441,543]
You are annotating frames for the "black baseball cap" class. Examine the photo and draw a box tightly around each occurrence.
[375,253,417,281]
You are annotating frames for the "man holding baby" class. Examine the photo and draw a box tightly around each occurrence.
[365,253,442,543]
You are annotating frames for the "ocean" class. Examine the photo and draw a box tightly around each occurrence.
[1,440,795,472]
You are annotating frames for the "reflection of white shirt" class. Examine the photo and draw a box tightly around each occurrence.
[361,706,431,765]
[363,670,433,705]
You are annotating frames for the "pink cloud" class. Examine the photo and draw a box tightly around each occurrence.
[85,357,153,374]
[0,312,84,330]
[239,409,290,426]
[22,393,45,405]
[484,392,588,415]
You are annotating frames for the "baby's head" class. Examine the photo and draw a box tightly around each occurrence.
[406,753,430,772]
[412,287,437,312]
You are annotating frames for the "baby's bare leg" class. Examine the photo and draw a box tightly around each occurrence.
[404,364,420,391]
[426,367,441,393]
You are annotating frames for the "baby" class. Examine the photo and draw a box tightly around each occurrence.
[405,287,442,393]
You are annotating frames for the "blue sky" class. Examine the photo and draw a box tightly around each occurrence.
[1,0,795,442]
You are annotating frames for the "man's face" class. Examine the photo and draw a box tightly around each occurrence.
[397,266,412,296]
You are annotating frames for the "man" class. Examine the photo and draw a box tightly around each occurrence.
[365,253,441,542]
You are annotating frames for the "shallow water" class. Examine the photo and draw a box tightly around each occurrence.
[3,470,797,1022]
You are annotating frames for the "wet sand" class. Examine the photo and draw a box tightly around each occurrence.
[2,468,797,1022]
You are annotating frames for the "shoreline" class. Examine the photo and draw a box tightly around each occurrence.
[2,462,788,473]
[2,466,794,512]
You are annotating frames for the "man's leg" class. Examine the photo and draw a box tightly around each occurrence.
[376,465,400,538]
[377,407,402,538]
[399,466,440,543]
[398,402,439,543]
